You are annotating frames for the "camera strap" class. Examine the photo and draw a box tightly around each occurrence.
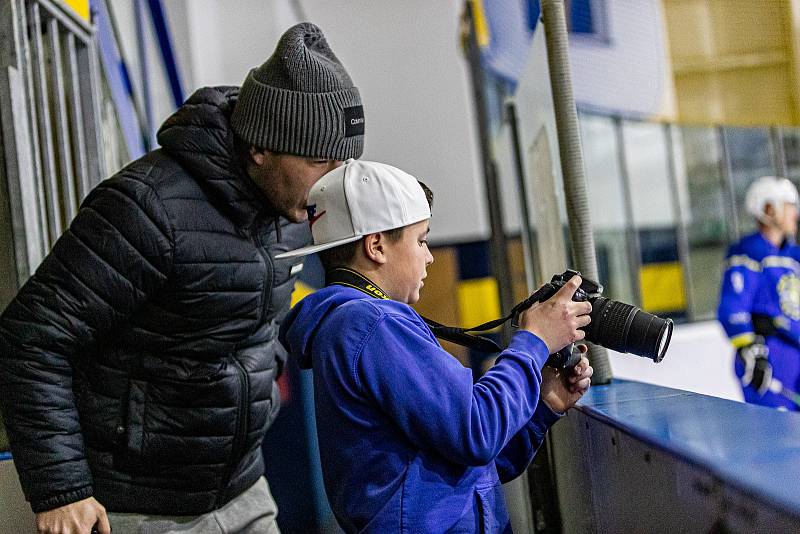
[325,268,548,353]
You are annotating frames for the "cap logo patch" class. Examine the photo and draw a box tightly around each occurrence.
[344,105,365,137]
[306,204,327,228]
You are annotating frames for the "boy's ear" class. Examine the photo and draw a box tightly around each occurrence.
[363,233,388,265]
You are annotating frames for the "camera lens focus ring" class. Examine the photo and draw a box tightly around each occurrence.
[588,297,637,353]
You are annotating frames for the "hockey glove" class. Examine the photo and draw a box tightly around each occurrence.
[737,339,772,396]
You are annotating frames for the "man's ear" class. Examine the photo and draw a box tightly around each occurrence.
[764,203,776,219]
[363,233,388,265]
[249,146,268,166]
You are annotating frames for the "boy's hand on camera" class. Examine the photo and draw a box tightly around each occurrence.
[541,353,593,413]
[518,275,592,354]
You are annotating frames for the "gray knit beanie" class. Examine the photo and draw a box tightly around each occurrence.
[231,22,364,160]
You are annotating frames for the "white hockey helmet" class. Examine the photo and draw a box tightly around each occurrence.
[745,176,799,222]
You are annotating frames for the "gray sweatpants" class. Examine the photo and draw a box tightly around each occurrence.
[107,477,280,534]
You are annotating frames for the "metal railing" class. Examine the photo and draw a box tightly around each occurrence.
[0,0,105,295]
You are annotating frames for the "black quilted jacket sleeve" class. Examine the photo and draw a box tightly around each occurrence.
[0,172,174,512]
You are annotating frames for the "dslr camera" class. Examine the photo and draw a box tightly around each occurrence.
[515,269,673,369]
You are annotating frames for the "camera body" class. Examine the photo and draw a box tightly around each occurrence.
[533,270,601,369]
[516,269,673,369]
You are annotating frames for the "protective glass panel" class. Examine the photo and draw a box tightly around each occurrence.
[622,120,676,227]
[678,126,730,320]
[580,113,636,304]
[726,127,773,236]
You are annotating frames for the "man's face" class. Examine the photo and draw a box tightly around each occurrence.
[249,151,342,222]
[381,220,434,305]
[779,202,799,237]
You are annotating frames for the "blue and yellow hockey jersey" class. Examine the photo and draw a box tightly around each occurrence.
[718,232,800,347]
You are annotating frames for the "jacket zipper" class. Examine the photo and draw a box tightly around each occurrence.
[251,219,274,333]
[216,356,249,507]
[215,220,271,504]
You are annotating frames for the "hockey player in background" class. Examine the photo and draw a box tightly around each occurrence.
[718,175,800,410]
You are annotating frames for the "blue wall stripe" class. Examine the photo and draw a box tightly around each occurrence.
[639,228,680,263]
[93,0,145,158]
[456,241,492,280]
[146,0,185,108]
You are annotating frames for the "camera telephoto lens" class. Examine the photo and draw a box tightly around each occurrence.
[584,297,673,362]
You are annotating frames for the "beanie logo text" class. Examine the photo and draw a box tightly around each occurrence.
[344,105,365,137]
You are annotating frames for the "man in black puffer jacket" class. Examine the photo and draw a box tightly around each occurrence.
[0,22,363,534]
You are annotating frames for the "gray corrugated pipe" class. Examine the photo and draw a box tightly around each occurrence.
[541,0,612,384]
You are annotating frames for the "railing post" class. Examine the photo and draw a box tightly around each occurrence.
[541,0,612,383]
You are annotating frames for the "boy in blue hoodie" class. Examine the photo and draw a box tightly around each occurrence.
[278,160,593,533]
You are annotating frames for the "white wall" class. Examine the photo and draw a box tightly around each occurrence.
[182,0,297,88]
[612,320,743,402]
[570,0,674,118]
[495,26,566,238]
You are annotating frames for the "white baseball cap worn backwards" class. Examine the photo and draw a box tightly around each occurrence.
[276,160,431,259]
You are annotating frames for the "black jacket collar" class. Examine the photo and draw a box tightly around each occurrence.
[157,86,274,228]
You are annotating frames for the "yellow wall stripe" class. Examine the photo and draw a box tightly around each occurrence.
[456,277,501,330]
[640,262,686,313]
